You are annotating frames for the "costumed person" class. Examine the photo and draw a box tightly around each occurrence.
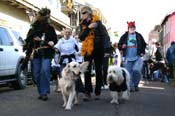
[79,6,111,100]
[54,28,85,93]
[24,8,57,101]
[118,21,146,92]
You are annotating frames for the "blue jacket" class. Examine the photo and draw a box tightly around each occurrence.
[166,47,174,64]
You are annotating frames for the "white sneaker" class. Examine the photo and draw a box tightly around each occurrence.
[101,85,109,90]
[104,85,109,89]
[101,86,104,89]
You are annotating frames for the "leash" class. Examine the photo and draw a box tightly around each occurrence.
[30,46,49,59]
[113,104,121,116]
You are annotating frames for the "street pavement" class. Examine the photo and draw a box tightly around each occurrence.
[0,80,175,116]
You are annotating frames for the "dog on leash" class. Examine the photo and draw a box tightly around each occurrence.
[59,61,89,110]
[107,65,130,104]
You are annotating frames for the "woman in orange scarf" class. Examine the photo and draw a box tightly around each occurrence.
[79,6,111,101]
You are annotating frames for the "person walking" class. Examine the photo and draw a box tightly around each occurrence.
[150,42,167,82]
[78,6,111,100]
[24,8,57,100]
[54,28,85,93]
[166,41,175,79]
[54,28,78,72]
[118,21,146,92]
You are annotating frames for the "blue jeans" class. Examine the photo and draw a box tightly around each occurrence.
[32,57,51,96]
[123,57,143,88]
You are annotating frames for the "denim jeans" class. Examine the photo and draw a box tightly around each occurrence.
[123,57,143,88]
[32,57,51,96]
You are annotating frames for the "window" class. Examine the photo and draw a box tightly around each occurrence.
[11,30,24,46]
[0,27,12,46]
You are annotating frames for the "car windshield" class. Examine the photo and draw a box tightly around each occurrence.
[11,30,24,46]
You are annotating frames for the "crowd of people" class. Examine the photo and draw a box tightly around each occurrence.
[22,6,175,101]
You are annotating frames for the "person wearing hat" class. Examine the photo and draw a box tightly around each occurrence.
[118,21,146,92]
[24,8,57,101]
[78,6,111,100]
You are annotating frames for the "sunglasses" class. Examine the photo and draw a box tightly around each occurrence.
[81,11,88,15]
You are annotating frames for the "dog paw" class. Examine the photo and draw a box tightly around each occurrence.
[74,100,79,105]
[110,100,119,104]
[65,106,71,110]
[62,103,66,107]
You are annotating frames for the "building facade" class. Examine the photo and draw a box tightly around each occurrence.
[161,11,175,53]
[0,0,71,38]
[148,25,161,45]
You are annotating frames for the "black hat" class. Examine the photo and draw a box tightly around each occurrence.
[155,42,160,46]
[38,8,51,17]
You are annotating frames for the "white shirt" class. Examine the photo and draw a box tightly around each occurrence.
[54,37,78,63]
[75,42,84,63]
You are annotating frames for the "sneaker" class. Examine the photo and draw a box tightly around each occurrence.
[104,85,109,89]
[42,95,48,101]
[94,96,100,100]
[56,88,61,92]
[101,86,104,89]
[38,95,48,101]
[130,88,135,92]
[135,86,139,92]
[38,95,43,100]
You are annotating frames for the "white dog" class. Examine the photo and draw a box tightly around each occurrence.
[59,61,89,110]
[107,65,130,104]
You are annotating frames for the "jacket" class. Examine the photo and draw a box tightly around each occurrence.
[79,20,111,54]
[25,21,57,58]
[118,32,146,57]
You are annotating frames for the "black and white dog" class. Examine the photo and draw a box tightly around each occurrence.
[107,65,130,104]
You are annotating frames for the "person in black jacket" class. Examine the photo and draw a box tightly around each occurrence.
[150,42,166,82]
[79,6,111,100]
[24,8,57,101]
[118,21,146,92]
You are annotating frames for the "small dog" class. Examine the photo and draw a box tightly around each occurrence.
[59,61,89,110]
[107,65,130,104]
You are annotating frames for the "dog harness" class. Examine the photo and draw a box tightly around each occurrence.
[109,69,127,92]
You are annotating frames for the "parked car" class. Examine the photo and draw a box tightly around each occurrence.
[0,25,28,89]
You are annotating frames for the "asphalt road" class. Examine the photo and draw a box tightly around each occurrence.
[0,80,175,116]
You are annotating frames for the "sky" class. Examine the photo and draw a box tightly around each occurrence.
[80,0,175,42]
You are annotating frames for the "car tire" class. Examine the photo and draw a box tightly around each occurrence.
[12,63,27,89]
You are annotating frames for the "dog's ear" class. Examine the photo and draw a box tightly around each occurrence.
[64,63,70,73]
[80,61,89,73]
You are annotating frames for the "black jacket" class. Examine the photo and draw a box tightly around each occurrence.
[118,32,146,57]
[79,20,111,55]
[25,21,57,58]
[155,47,164,61]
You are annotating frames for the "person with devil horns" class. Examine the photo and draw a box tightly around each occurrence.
[118,21,146,92]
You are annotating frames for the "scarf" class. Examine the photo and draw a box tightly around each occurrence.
[80,15,99,56]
